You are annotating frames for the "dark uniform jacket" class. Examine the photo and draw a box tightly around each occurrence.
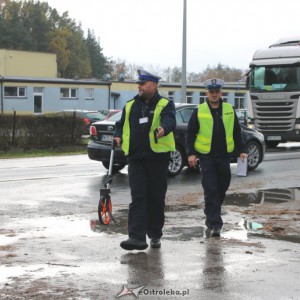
[114,92,176,161]
[185,99,247,158]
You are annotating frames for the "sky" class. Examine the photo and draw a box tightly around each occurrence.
[44,0,300,74]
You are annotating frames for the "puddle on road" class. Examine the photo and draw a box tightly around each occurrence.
[222,187,300,243]
[90,186,300,244]
[90,209,128,235]
[244,220,300,244]
[225,187,300,206]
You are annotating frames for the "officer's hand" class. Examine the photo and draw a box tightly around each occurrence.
[240,152,248,162]
[156,127,165,138]
[188,155,197,168]
[114,137,121,147]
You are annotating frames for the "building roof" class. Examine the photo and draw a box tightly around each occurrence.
[0,76,111,86]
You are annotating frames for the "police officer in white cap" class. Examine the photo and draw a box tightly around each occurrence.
[114,69,176,250]
[185,78,248,237]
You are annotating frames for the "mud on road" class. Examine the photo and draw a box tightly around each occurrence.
[1,186,300,299]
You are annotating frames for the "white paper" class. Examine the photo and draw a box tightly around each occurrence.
[237,157,248,177]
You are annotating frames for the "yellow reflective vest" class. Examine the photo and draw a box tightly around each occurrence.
[122,98,175,155]
[194,102,235,154]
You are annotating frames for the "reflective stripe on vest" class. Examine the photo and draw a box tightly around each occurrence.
[194,102,235,154]
[122,98,175,155]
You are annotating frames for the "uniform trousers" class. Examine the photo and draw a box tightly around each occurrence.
[200,156,231,229]
[127,158,169,242]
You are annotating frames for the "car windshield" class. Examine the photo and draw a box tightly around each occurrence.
[106,111,122,121]
[85,112,106,121]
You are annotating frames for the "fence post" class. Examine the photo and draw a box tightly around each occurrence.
[71,110,75,144]
[12,110,16,146]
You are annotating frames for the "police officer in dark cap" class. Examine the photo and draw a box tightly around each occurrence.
[114,69,176,250]
[185,78,248,237]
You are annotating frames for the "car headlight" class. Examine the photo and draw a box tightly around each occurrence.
[295,124,300,130]
[248,123,255,130]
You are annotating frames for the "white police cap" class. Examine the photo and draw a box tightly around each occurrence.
[136,69,161,83]
[204,78,224,90]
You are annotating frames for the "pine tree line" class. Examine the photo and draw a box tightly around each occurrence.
[0,0,245,82]
[0,0,107,78]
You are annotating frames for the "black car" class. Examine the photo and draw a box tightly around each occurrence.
[236,109,250,126]
[88,104,265,176]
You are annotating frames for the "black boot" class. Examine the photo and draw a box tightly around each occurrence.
[150,238,161,248]
[120,238,148,250]
[211,228,221,238]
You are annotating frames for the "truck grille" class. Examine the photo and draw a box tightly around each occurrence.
[259,188,294,203]
[251,96,298,132]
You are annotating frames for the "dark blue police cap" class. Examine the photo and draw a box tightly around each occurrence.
[204,78,224,90]
[136,69,161,83]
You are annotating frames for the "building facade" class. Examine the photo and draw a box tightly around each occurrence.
[1,76,111,114]
[110,81,249,110]
[0,49,57,78]
[0,49,249,114]
[0,49,111,114]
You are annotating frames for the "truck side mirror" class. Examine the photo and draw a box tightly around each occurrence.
[246,76,250,89]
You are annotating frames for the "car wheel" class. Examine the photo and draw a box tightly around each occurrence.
[102,161,126,172]
[168,146,184,177]
[246,140,261,170]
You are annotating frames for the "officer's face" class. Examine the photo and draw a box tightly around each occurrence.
[138,81,157,101]
[206,89,222,107]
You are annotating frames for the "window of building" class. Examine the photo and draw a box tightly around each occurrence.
[34,87,43,93]
[234,93,244,109]
[199,92,206,104]
[60,88,78,99]
[168,91,174,101]
[85,88,94,100]
[4,86,26,98]
[186,92,193,103]
[222,92,228,102]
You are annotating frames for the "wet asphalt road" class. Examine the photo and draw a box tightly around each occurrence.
[0,144,300,299]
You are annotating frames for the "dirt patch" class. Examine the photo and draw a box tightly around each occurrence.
[166,192,202,206]
[1,278,80,300]
[237,201,300,237]
[0,245,14,252]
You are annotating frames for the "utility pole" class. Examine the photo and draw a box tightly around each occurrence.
[181,0,187,103]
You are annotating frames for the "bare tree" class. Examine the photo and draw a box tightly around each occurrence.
[200,63,245,82]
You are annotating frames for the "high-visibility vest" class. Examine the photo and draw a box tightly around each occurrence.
[194,102,235,154]
[122,98,175,155]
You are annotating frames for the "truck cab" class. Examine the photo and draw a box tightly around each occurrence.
[247,36,300,147]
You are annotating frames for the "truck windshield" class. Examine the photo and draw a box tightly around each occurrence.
[250,65,300,92]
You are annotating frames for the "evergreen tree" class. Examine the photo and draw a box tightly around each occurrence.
[85,29,107,78]
[0,0,109,78]
[21,0,51,51]
[0,0,34,50]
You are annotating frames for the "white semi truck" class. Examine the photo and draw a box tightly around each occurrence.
[246,36,300,147]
